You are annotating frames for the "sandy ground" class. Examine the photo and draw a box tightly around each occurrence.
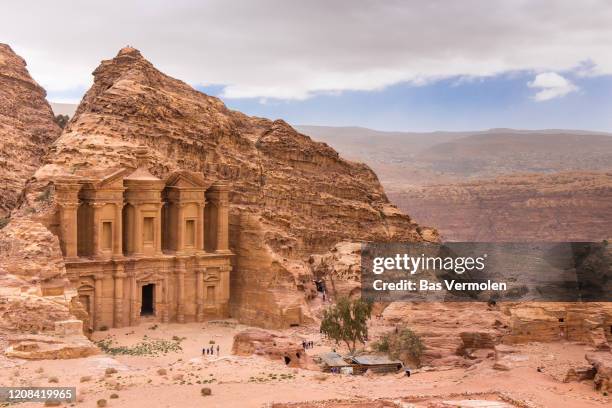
[1,321,609,408]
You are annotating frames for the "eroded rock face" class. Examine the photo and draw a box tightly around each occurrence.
[309,242,362,300]
[505,302,612,346]
[0,219,67,290]
[232,329,316,369]
[33,47,433,328]
[388,172,612,242]
[0,44,61,218]
[5,320,98,360]
[586,352,612,392]
[382,302,510,367]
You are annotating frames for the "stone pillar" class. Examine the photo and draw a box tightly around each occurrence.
[155,203,163,255]
[196,267,205,322]
[94,274,104,330]
[113,202,123,257]
[219,265,231,317]
[207,183,230,253]
[196,202,205,251]
[55,181,81,259]
[175,258,186,323]
[113,265,125,328]
[129,272,137,326]
[91,203,105,257]
[162,273,169,323]
[59,203,79,259]
[133,205,143,255]
[176,203,185,253]
[155,282,163,319]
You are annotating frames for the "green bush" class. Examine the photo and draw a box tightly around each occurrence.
[373,327,425,367]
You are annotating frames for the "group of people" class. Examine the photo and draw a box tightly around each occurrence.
[302,340,314,349]
[202,344,220,356]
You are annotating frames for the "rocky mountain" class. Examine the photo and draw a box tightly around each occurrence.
[26,47,434,328]
[0,44,61,219]
[298,125,612,241]
[297,126,612,188]
[389,171,612,241]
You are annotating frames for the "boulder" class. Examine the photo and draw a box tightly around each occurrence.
[586,352,612,392]
[232,329,317,370]
[5,333,98,360]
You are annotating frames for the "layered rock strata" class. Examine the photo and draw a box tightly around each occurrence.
[0,44,61,219]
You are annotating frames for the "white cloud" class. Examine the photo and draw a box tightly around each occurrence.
[527,72,578,101]
[1,1,611,101]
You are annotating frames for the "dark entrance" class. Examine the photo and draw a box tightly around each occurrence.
[141,284,155,316]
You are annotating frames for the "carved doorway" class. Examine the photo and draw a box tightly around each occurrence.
[141,283,155,316]
[77,284,94,332]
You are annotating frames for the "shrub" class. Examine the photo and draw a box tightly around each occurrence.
[95,336,182,356]
[373,327,425,367]
[201,387,212,396]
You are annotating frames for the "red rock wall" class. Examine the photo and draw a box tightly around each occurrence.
[0,44,61,218]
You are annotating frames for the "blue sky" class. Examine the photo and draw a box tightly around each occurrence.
[196,72,612,132]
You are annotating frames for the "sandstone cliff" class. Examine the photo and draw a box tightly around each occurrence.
[0,44,61,219]
[29,47,434,328]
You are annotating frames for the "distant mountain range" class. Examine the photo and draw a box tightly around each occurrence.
[296,125,612,241]
[296,125,612,190]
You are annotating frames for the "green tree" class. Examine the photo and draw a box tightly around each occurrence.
[320,297,372,354]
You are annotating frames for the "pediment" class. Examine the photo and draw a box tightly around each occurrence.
[96,168,131,189]
[165,171,206,189]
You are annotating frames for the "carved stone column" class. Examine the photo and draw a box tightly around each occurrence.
[207,183,230,253]
[176,203,185,253]
[113,202,123,257]
[91,202,105,257]
[59,203,79,259]
[196,202,205,251]
[155,203,163,255]
[55,181,80,259]
[162,273,169,323]
[129,272,138,326]
[196,267,205,322]
[175,258,186,323]
[133,205,143,255]
[219,265,231,317]
[113,264,126,328]
[93,274,104,330]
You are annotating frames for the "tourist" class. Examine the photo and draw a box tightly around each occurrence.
[216,345,220,356]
